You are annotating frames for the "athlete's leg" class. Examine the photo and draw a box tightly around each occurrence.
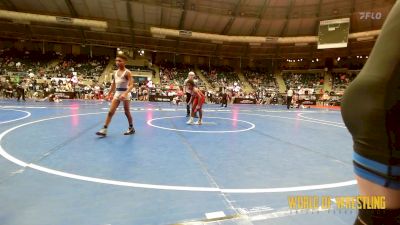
[187,99,198,125]
[186,93,191,116]
[195,97,205,125]
[96,99,120,136]
[197,109,203,125]
[122,100,135,135]
[190,105,196,117]
[104,99,120,127]
[123,100,133,126]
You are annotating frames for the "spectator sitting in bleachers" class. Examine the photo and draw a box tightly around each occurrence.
[0,48,56,77]
[283,72,324,92]
[243,67,278,92]
[159,61,195,86]
[331,71,358,96]
[199,65,241,89]
[47,54,108,82]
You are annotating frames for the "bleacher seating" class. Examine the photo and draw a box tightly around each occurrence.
[283,72,324,92]
[199,65,241,88]
[331,71,358,95]
[47,54,109,81]
[0,48,365,103]
[159,62,194,86]
[0,48,56,76]
[119,65,154,73]
[243,67,277,91]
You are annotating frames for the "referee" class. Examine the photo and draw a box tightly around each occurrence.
[286,87,293,109]
[184,71,196,117]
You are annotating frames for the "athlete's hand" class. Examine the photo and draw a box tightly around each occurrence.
[106,94,113,101]
[196,105,200,110]
[119,93,127,101]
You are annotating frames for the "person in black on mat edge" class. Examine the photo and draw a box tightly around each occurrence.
[16,80,26,101]
[220,85,228,107]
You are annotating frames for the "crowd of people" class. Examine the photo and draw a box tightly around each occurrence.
[243,67,278,92]
[282,71,357,107]
[0,50,363,107]
[331,72,359,95]
[48,54,109,81]
[0,77,104,101]
[159,62,194,86]
[0,49,113,101]
[0,48,55,77]
[0,49,108,82]
[283,72,325,91]
[199,65,242,88]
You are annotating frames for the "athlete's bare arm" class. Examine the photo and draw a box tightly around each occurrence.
[120,71,133,101]
[108,78,116,100]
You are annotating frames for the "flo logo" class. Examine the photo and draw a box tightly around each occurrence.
[359,12,382,20]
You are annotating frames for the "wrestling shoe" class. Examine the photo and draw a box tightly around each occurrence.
[186,118,194,125]
[96,128,107,136]
[124,127,135,135]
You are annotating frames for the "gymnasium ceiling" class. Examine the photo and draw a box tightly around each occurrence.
[0,0,396,59]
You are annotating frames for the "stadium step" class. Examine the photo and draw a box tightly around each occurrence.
[237,71,254,93]
[323,71,333,92]
[194,66,213,90]
[99,58,115,83]
[151,64,161,84]
[275,72,287,93]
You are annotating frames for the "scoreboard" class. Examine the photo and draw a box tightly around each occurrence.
[317,18,350,49]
